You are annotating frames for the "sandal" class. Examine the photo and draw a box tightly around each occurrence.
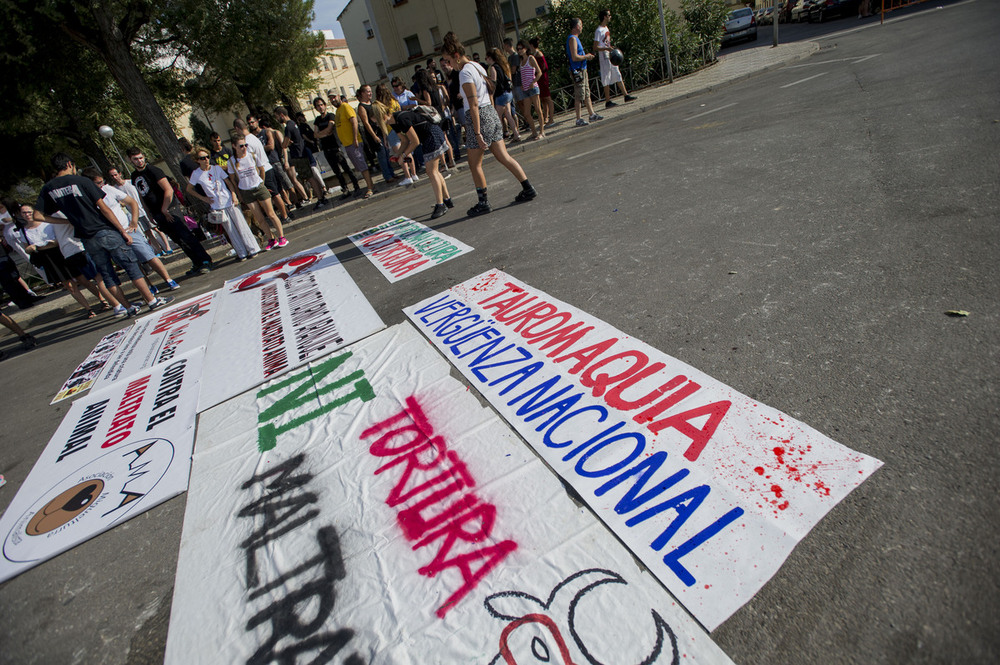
[363,190,374,199]
[85,309,97,319]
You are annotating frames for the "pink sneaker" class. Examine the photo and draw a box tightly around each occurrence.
[264,238,277,251]
[277,237,289,247]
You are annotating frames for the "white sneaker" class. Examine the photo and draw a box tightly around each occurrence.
[397,177,413,187]
[411,174,420,182]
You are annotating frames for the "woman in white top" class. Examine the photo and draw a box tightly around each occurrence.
[441,32,538,218]
[15,204,105,318]
[186,146,261,260]
[226,136,287,250]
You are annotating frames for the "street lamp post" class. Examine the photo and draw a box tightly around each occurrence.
[98,125,130,174]
[657,0,674,83]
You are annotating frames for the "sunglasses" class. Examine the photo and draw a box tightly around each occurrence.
[236,143,247,148]
[196,156,209,161]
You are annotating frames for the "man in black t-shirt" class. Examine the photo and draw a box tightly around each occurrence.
[35,153,169,316]
[274,106,329,209]
[127,147,213,275]
[312,97,359,199]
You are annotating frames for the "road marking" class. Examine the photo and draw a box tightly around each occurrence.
[788,54,882,68]
[683,102,738,122]
[567,138,632,161]
[780,72,828,89]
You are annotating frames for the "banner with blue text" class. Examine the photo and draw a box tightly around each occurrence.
[166,325,733,664]
[404,270,883,630]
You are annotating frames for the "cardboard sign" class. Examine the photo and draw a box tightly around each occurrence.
[197,245,384,411]
[88,291,220,394]
[166,325,733,665]
[0,351,203,583]
[404,270,883,630]
[51,328,131,403]
[348,216,473,282]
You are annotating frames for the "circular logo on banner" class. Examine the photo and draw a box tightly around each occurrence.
[3,438,176,564]
[232,252,323,292]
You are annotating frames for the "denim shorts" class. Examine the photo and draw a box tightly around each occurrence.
[494,91,513,107]
[522,85,540,98]
[128,231,157,263]
[82,229,143,284]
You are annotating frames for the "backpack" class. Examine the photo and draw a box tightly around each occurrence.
[493,63,512,94]
[414,105,443,125]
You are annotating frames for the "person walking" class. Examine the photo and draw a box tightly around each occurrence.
[485,49,519,142]
[515,40,545,140]
[36,153,170,316]
[566,18,602,127]
[390,108,453,219]
[594,9,636,109]
[441,32,537,218]
[186,145,260,260]
[227,134,288,250]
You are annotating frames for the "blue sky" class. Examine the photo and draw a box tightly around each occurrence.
[311,0,349,37]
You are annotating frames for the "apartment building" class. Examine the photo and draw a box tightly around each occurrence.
[338,0,551,87]
[297,31,364,107]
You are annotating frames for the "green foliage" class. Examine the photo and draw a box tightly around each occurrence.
[524,0,727,98]
[682,0,730,52]
[188,113,214,150]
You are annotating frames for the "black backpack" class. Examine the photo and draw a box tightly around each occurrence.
[493,63,512,94]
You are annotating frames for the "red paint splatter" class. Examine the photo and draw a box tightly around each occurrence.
[773,446,786,465]
[814,480,831,497]
[754,466,765,475]
[704,584,711,589]
[777,501,789,511]
[771,484,784,498]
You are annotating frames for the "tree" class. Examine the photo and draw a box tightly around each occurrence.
[163,0,324,115]
[476,0,506,52]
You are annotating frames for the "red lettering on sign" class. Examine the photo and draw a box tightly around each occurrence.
[235,253,321,292]
[362,396,517,618]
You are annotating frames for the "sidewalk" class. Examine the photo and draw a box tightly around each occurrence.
[2,41,819,335]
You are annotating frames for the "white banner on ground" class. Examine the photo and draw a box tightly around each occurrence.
[403,270,883,631]
[197,245,384,411]
[348,216,473,282]
[88,290,220,394]
[166,325,733,665]
[51,327,131,404]
[0,350,203,583]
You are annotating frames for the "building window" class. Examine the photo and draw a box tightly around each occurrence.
[376,61,387,78]
[340,86,346,98]
[363,20,374,39]
[404,34,421,59]
[348,85,356,98]
[500,0,516,25]
[338,55,348,69]
[320,57,329,71]
[430,26,441,48]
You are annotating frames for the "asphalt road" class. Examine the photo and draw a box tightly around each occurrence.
[1,1,997,663]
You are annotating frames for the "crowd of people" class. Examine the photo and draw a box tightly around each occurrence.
[1,12,637,357]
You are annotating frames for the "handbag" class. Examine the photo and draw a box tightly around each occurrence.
[208,210,226,225]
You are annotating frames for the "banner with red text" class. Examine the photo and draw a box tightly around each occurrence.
[197,245,384,411]
[51,327,131,403]
[166,325,733,665]
[88,291,220,394]
[348,216,473,282]
[403,270,883,630]
[0,350,202,583]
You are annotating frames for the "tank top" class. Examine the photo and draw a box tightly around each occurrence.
[520,59,535,90]
[357,101,382,141]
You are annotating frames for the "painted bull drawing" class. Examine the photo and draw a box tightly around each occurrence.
[484,568,679,665]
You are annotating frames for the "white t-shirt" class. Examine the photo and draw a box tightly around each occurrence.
[458,62,491,112]
[113,180,149,220]
[227,152,264,191]
[595,26,612,66]
[393,89,418,109]
[189,166,234,210]
[101,184,131,228]
[23,223,56,248]
[2,221,29,261]
[244,132,273,173]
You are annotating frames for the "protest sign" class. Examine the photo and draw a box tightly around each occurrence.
[0,350,202,583]
[51,327,131,403]
[348,216,473,282]
[88,291,220,394]
[197,245,384,411]
[166,325,733,665]
[404,270,883,630]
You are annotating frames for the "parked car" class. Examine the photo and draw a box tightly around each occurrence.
[722,7,758,45]
[790,0,815,22]
[758,7,774,25]
[808,0,862,21]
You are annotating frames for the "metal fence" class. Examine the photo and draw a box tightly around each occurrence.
[547,41,719,116]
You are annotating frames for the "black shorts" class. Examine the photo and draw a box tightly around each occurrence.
[263,168,280,197]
